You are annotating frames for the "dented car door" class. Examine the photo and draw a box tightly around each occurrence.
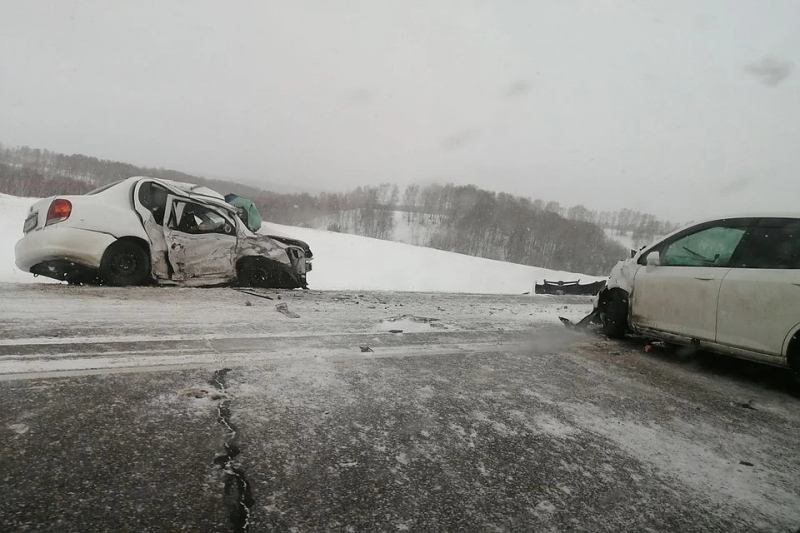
[162,196,238,284]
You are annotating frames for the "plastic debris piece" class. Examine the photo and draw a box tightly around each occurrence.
[276,302,300,318]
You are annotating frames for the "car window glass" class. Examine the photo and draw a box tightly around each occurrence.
[170,201,234,236]
[137,182,169,225]
[733,219,800,269]
[661,226,746,267]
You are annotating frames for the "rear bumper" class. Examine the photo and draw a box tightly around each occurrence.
[15,226,116,272]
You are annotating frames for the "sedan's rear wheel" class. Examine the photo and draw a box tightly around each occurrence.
[788,334,800,388]
[601,291,628,339]
[99,240,150,286]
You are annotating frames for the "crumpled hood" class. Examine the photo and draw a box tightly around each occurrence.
[265,235,313,258]
[239,234,291,265]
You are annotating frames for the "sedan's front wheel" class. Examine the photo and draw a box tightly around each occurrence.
[99,240,150,286]
[238,258,300,289]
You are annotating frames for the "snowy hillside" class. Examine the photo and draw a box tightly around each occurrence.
[0,194,600,293]
[261,221,599,293]
[311,210,434,247]
[603,229,637,251]
[603,228,666,253]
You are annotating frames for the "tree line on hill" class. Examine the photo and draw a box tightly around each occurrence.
[0,143,676,276]
[0,144,266,199]
[0,163,94,197]
[248,183,633,274]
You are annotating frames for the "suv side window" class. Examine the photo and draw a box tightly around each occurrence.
[660,225,746,267]
[168,201,235,236]
[731,218,800,269]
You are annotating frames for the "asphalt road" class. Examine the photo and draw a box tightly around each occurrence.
[1,284,799,532]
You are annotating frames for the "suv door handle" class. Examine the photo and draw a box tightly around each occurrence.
[792,281,800,287]
[694,274,716,281]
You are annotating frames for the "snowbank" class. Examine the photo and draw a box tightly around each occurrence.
[261,221,599,294]
[0,193,599,293]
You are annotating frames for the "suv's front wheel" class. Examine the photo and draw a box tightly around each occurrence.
[600,290,629,338]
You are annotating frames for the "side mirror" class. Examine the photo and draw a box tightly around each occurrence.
[630,249,637,259]
[646,251,660,267]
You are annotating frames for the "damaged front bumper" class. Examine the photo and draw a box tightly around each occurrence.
[559,255,640,331]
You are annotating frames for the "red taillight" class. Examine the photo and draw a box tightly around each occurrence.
[46,199,72,225]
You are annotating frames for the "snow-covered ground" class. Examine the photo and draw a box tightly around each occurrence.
[0,193,600,294]
[262,220,598,293]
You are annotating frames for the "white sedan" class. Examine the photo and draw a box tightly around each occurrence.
[594,216,800,372]
[15,177,312,288]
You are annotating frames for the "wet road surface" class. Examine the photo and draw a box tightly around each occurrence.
[1,284,799,532]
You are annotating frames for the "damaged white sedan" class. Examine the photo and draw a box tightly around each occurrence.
[14,177,313,288]
[591,216,800,372]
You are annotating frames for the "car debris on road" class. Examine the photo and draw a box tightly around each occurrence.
[535,279,606,295]
[275,302,301,318]
[558,310,600,330]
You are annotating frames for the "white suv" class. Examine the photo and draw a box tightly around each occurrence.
[14,177,312,288]
[595,216,800,371]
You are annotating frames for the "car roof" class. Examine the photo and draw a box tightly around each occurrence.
[158,179,226,201]
[682,212,800,225]
[670,213,800,236]
[129,176,236,212]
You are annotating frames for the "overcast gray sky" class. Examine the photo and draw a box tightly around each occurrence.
[1,1,798,221]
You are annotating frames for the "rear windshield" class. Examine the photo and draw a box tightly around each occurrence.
[86,179,126,195]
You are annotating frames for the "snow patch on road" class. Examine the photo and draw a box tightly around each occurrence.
[377,315,445,333]
[564,401,800,529]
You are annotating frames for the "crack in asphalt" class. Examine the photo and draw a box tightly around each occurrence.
[210,368,254,532]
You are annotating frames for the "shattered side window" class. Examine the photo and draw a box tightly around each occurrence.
[732,218,800,269]
[662,226,746,267]
[137,182,169,225]
[170,201,235,236]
